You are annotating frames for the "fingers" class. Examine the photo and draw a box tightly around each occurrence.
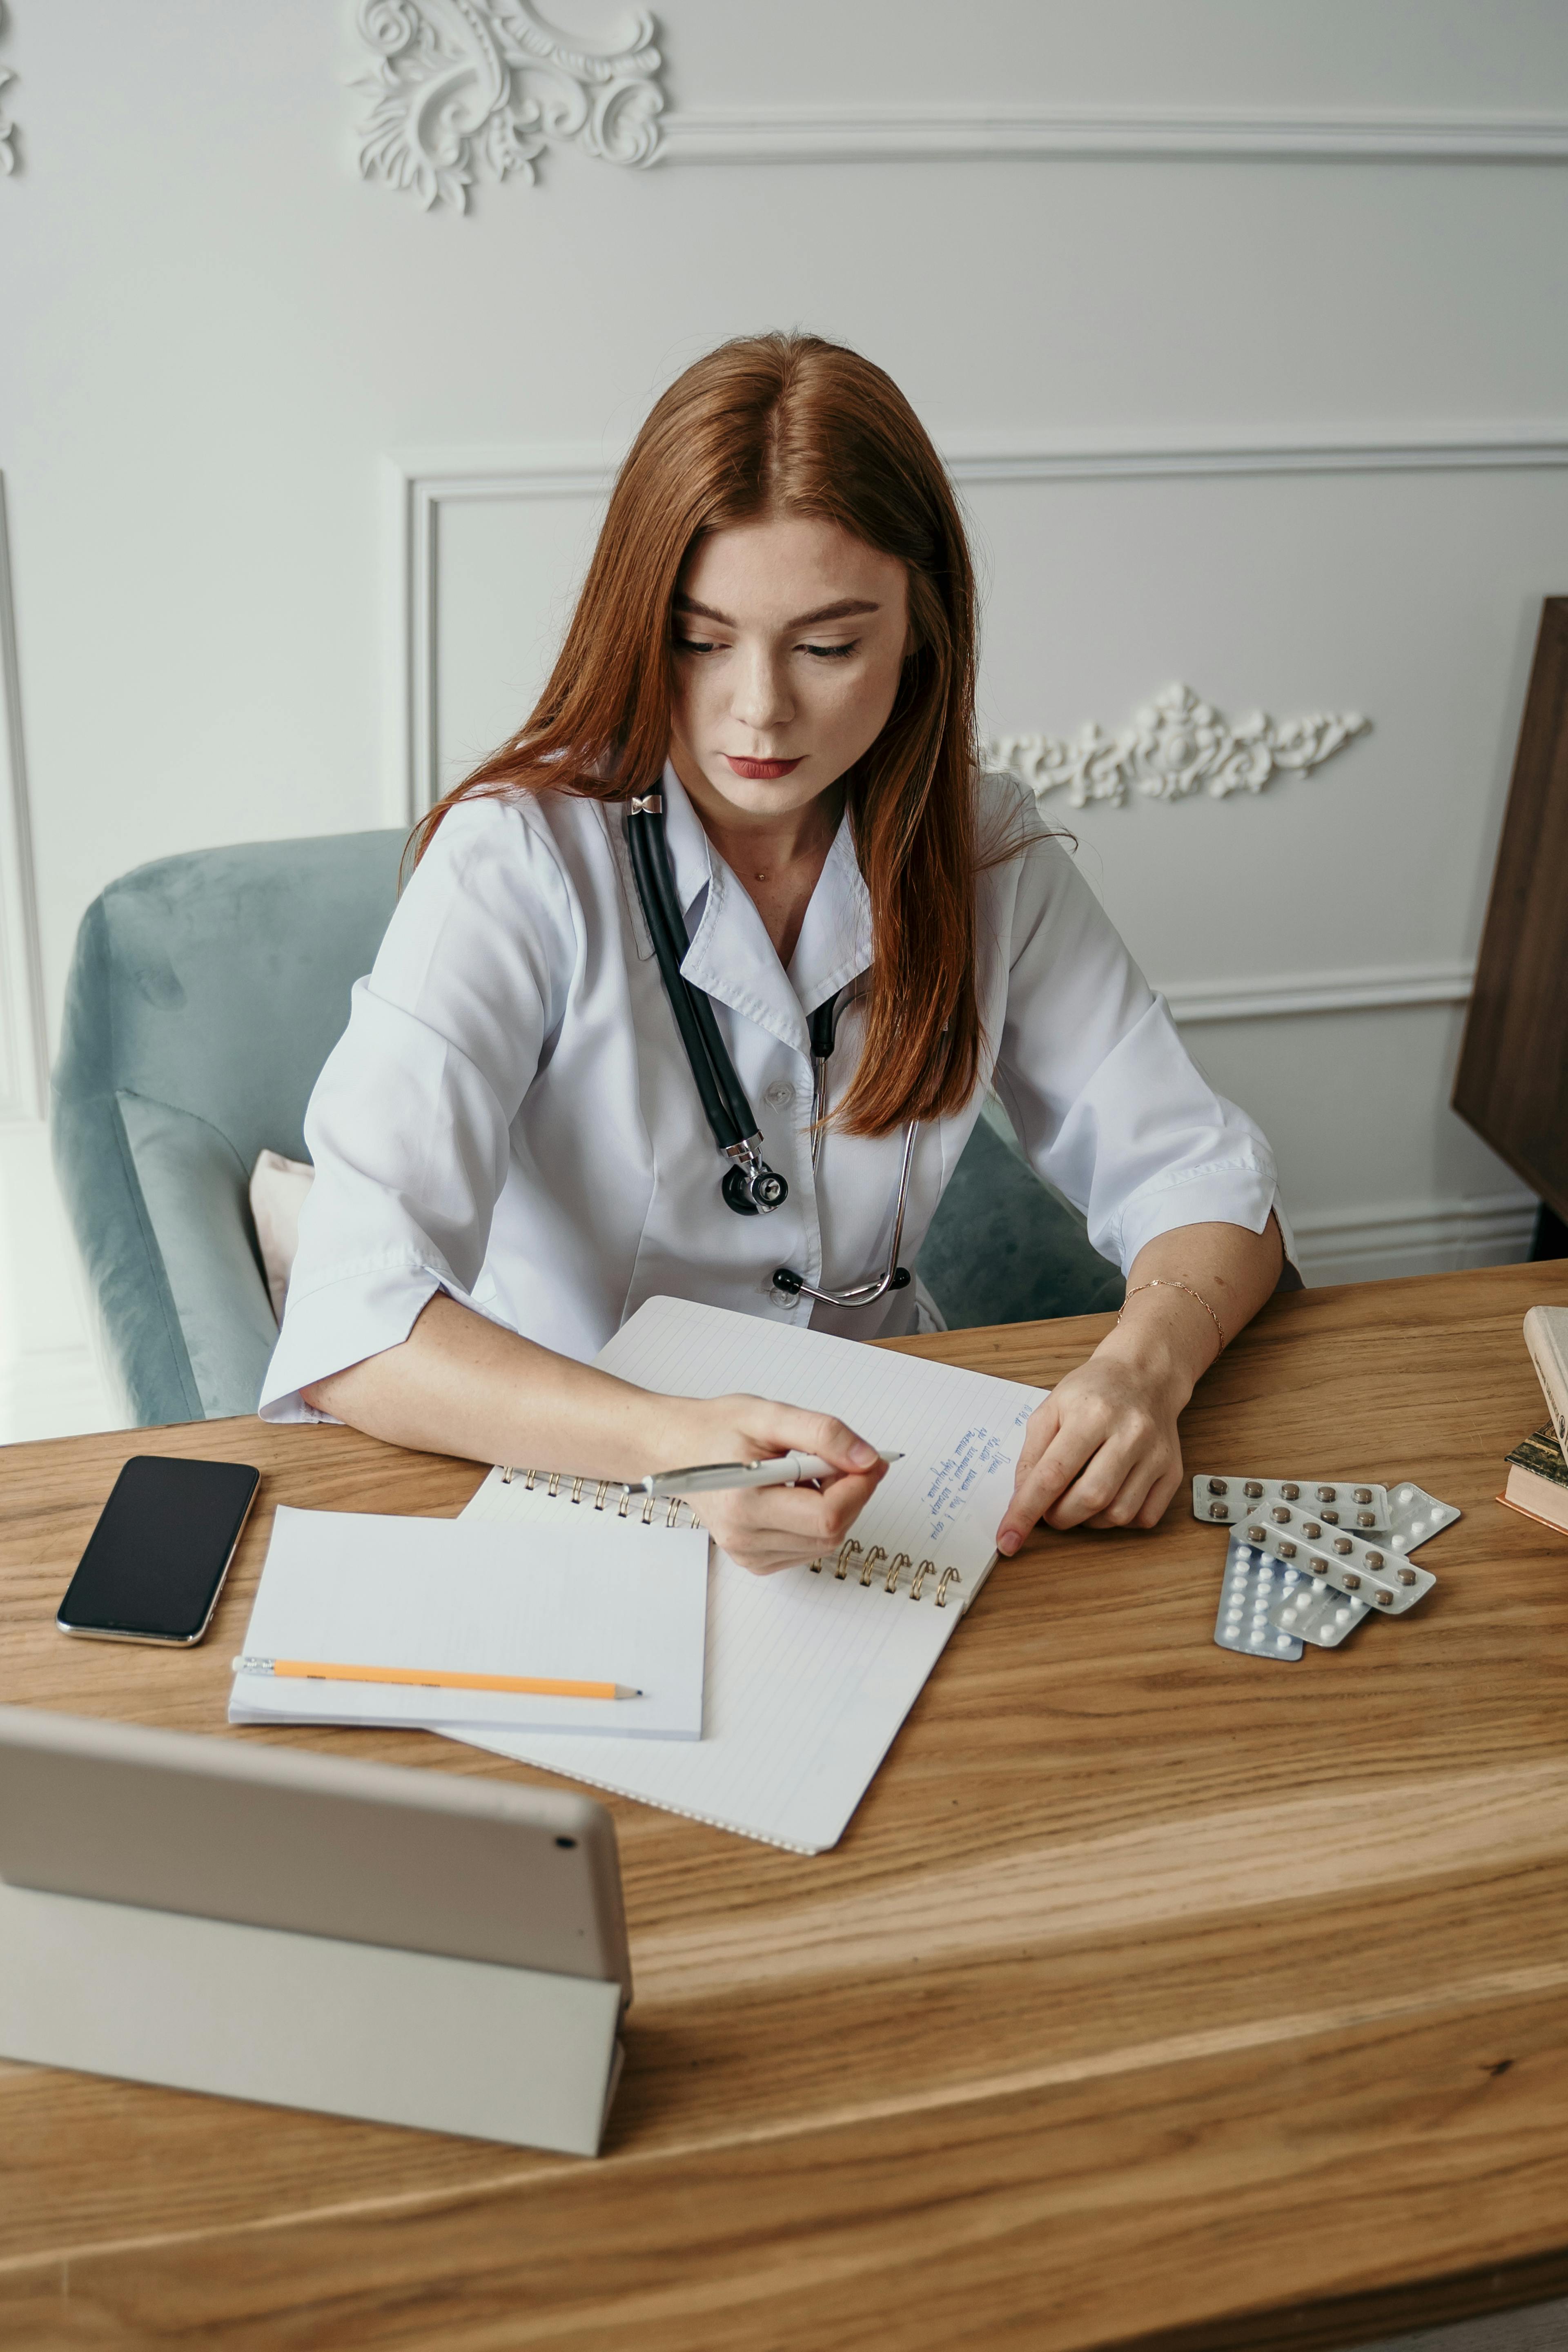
[994,1367,1183,1552]
[998,1412,1130,1550]
[1085,1458,1183,1532]
[784,1409,881,1475]
[719,1396,882,1477]
[699,1463,886,1575]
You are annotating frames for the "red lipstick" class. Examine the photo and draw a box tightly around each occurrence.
[725,756,803,782]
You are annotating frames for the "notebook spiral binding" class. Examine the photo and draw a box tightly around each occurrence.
[808,1539,963,1608]
[497,1465,700,1529]
[493,1473,960,1602]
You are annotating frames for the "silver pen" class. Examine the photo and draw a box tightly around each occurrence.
[640,1449,901,1499]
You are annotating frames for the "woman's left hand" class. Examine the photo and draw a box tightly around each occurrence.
[997,1343,1187,1551]
[993,1218,1288,1553]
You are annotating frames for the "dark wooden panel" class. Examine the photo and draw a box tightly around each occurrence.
[1454,596,1568,1221]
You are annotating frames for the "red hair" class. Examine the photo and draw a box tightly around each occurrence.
[414,331,987,1137]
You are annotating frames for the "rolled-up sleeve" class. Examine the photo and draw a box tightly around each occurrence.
[258,797,574,1421]
[990,833,1296,1274]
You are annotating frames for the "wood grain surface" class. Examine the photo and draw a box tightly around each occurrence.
[1453,595,1568,1223]
[2,1262,1568,2351]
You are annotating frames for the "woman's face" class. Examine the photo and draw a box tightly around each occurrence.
[668,513,911,826]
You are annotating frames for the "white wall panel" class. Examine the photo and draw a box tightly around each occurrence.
[0,475,45,1125]
[2,0,1565,1427]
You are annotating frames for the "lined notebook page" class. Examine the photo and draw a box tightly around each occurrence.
[455,1297,1046,1852]
[229,1505,708,1737]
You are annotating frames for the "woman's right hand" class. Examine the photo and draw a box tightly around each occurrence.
[646,1392,888,1573]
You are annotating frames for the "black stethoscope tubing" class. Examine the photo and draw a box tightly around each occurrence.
[626,806,755,1158]
[625,795,912,1304]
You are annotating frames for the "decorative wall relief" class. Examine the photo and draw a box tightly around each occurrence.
[984,683,1370,807]
[354,0,664,211]
[0,2,16,177]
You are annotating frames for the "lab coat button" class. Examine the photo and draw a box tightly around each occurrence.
[764,1080,797,1110]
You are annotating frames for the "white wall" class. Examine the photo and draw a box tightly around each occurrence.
[3,0,1566,1432]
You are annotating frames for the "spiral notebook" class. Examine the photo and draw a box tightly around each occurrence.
[454,1296,1047,1853]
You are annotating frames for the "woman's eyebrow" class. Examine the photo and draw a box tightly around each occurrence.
[674,594,881,628]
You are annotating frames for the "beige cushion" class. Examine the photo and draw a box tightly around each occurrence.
[248,1151,314,1327]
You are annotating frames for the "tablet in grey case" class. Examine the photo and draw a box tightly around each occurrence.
[0,1706,632,2154]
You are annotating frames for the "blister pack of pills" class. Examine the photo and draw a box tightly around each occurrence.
[1202,1467,1457,1664]
[1232,1503,1437,1615]
[1213,1534,1305,1661]
[1385,1483,1461,1554]
[1193,1474,1390,1530]
[1267,1577,1371,1650]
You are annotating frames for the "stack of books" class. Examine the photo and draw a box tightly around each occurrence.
[1501,1305,1568,1536]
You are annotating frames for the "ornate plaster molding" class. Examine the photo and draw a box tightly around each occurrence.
[354,0,664,212]
[0,2,16,178]
[985,683,1370,808]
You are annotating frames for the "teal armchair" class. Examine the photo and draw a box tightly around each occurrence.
[52,830,1123,1427]
[52,831,407,1425]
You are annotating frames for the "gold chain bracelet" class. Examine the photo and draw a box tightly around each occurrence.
[1116,1278,1226,1353]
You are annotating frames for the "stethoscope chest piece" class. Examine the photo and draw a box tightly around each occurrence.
[722,1161,788,1215]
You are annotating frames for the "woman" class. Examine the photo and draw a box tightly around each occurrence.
[261,332,1293,1568]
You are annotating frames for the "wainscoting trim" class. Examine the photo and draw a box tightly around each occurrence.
[1164,961,1475,1025]
[660,102,1568,168]
[1290,1190,1538,1284]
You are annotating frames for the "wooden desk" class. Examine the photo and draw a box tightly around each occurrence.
[2,1262,1568,2352]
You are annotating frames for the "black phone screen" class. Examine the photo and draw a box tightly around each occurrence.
[57,1457,261,1645]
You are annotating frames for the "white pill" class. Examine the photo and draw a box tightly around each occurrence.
[1276,1634,1292,1651]
[1334,1606,1350,1623]
[1311,1576,1327,1592]
[1278,1606,1297,1624]
[1397,1487,1413,1501]
[1250,1631,1263,1645]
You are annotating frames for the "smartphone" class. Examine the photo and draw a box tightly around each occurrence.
[57,1457,261,1647]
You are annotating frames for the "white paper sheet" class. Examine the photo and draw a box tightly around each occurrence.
[229,1505,709,1738]
[453,1298,1047,1849]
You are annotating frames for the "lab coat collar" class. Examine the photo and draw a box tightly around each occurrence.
[657,760,716,921]
[788,808,874,1019]
[662,765,873,1057]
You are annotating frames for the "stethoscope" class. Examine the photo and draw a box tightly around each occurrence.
[625,793,914,1311]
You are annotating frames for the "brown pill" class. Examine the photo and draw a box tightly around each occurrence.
[1399,1567,1417,1586]
[1272,1505,1290,1523]
[1247,1524,1267,1543]
[1342,1572,1362,1590]
[1317,1486,1337,1502]
[1365,1550,1384,1570]
[1303,1521,1321,1539]
[1333,1537,1353,1554]
[1244,1481,1263,1498]
[1357,1511,1376,1528]
[1375,1590,1394,1606]
[1281,1482,1300,1500]
[1209,1503,1228,1519]
[1354,1488,1373,1504]
[1278,1541,1297,1559]
[1208,1477,1227,1494]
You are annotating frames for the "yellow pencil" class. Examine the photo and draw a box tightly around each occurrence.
[231,1655,640,1699]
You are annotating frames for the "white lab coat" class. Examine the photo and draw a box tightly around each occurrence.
[259,765,1292,1420]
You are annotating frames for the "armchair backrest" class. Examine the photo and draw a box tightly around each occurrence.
[52,831,406,1425]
